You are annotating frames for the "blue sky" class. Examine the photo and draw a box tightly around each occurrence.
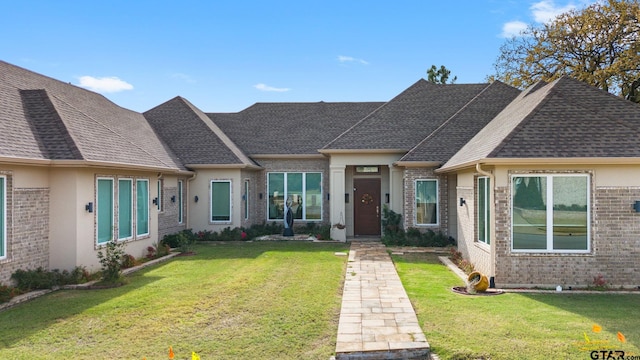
[0,0,593,112]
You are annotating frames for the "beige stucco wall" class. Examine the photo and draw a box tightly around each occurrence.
[188,168,243,233]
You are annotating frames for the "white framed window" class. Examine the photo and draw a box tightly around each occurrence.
[244,179,250,220]
[477,177,490,245]
[118,179,134,240]
[178,180,184,224]
[415,179,438,225]
[157,179,164,212]
[0,175,6,259]
[267,172,322,221]
[96,177,114,244]
[211,180,232,222]
[136,179,149,236]
[511,174,590,252]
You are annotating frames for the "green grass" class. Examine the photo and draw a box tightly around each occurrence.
[0,242,348,359]
[393,252,640,360]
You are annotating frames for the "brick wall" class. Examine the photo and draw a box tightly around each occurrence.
[158,180,187,240]
[494,185,640,288]
[0,184,50,285]
[403,168,449,236]
[455,186,492,276]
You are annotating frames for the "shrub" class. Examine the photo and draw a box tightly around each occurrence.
[121,254,137,268]
[11,266,90,291]
[97,239,126,283]
[0,285,20,303]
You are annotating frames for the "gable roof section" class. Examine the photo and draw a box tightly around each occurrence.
[0,61,185,171]
[145,96,257,167]
[208,102,385,155]
[398,81,521,164]
[441,76,640,171]
[322,80,489,151]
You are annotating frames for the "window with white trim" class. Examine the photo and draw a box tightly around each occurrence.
[136,179,149,236]
[157,179,163,212]
[178,180,184,224]
[512,174,590,252]
[267,172,322,221]
[211,180,232,222]
[96,178,114,244]
[244,179,249,220]
[0,176,6,259]
[478,177,490,245]
[118,179,133,240]
[415,179,438,225]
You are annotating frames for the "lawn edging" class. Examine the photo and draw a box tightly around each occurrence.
[0,252,181,312]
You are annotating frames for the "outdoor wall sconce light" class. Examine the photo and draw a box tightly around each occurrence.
[194,195,199,203]
[171,195,176,203]
[259,193,263,199]
[327,193,330,201]
[152,197,158,205]
[634,201,640,212]
[345,193,349,203]
[385,193,390,204]
[85,202,93,213]
[459,197,466,207]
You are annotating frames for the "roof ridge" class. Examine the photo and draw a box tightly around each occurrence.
[404,82,495,158]
[177,97,256,166]
[321,101,388,149]
[49,93,177,168]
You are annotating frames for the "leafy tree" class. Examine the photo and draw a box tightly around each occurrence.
[491,0,640,102]
[427,65,457,84]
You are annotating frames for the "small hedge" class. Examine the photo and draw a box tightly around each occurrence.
[11,266,90,292]
[381,206,455,247]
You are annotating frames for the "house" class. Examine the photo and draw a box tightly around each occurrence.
[0,61,189,284]
[2,60,640,289]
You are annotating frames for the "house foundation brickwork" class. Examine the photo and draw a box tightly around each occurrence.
[0,187,50,285]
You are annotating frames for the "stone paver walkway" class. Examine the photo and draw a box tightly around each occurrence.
[335,241,430,360]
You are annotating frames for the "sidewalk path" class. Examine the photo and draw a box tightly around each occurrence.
[335,241,430,359]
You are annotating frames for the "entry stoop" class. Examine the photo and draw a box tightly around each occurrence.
[335,242,430,360]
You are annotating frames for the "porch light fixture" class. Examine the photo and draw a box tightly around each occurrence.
[345,193,349,203]
[459,197,466,207]
[634,201,640,212]
[385,193,390,203]
[194,195,199,203]
[327,193,330,201]
[152,197,158,205]
[259,193,263,199]
[171,195,176,203]
[85,202,93,213]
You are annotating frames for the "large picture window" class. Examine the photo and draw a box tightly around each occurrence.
[478,177,490,245]
[211,180,232,222]
[415,179,438,225]
[97,178,114,244]
[512,174,589,252]
[118,179,133,240]
[0,176,6,259]
[267,172,322,221]
[136,179,149,236]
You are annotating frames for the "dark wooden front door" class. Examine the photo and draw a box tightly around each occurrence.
[353,178,381,236]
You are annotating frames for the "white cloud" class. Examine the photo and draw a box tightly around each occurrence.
[501,20,529,38]
[254,83,291,92]
[78,76,133,93]
[530,0,576,23]
[338,55,369,65]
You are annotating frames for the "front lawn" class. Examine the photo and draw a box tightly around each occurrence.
[0,242,348,359]
[393,252,640,360]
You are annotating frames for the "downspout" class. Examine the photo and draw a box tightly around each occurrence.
[186,171,198,228]
[476,163,497,288]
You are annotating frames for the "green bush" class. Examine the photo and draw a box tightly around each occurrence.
[97,239,126,283]
[381,207,455,247]
[11,266,90,291]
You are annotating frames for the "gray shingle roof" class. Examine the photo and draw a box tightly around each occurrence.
[441,76,640,170]
[323,80,490,151]
[145,96,257,166]
[399,81,521,163]
[208,102,385,155]
[0,61,184,171]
